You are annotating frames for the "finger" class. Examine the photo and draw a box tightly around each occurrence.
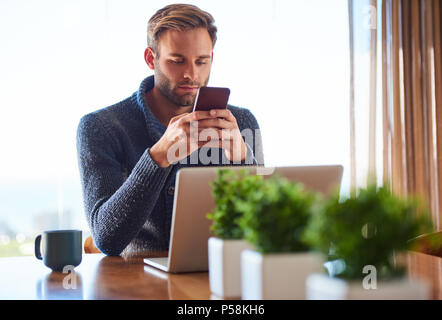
[193,118,235,129]
[180,111,215,129]
[208,109,236,122]
[169,112,207,129]
[190,111,217,121]
[193,128,234,140]
[169,112,190,124]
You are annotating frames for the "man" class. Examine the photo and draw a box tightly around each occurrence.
[77,4,264,256]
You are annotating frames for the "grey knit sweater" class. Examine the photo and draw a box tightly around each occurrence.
[76,75,264,256]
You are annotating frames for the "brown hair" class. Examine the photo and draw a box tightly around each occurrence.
[147,4,217,55]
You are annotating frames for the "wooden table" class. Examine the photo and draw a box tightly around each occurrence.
[0,251,440,300]
[0,253,211,300]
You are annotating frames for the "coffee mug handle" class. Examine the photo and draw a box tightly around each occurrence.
[35,234,42,260]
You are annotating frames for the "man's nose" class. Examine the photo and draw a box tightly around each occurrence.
[183,63,196,82]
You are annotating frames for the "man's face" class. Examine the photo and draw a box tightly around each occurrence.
[153,28,213,107]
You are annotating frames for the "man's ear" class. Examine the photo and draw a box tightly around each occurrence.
[211,51,214,62]
[144,47,156,70]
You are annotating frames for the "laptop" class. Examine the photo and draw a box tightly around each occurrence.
[143,165,343,273]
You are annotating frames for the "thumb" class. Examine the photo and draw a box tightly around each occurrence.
[169,112,190,124]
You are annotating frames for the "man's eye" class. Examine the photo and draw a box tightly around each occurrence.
[170,60,183,64]
[196,61,208,65]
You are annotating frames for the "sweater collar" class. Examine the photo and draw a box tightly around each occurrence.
[136,75,166,141]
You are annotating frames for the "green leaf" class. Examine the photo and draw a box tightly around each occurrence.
[303,183,436,280]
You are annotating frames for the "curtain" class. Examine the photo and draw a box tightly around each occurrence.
[348,0,442,230]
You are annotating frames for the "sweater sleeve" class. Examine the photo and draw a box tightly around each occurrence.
[239,108,265,166]
[76,113,173,256]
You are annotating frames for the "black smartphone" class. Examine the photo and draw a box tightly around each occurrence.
[192,86,230,112]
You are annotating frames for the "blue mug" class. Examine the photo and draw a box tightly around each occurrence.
[35,230,82,272]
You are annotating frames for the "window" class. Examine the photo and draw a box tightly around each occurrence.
[0,0,349,256]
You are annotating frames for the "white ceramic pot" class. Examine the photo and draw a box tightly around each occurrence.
[306,273,430,300]
[241,250,323,300]
[208,237,254,298]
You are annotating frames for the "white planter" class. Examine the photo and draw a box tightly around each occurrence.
[208,237,254,298]
[306,273,430,300]
[241,250,323,300]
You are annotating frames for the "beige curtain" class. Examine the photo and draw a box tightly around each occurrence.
[349,0,442,230]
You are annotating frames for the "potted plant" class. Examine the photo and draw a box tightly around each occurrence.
[304,184,436,299]
[206,168,260,298]
[237,174,324,300]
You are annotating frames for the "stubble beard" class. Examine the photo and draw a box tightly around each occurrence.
[155,65,210,108]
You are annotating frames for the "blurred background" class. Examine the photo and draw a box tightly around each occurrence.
[0,0,356,256]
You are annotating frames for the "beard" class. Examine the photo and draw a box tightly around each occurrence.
[155,65,210,107]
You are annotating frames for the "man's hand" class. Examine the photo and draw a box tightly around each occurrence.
[193,109,247,162]
[149,110,246,167]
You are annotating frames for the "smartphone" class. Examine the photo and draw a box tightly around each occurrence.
[192,86,230,112]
